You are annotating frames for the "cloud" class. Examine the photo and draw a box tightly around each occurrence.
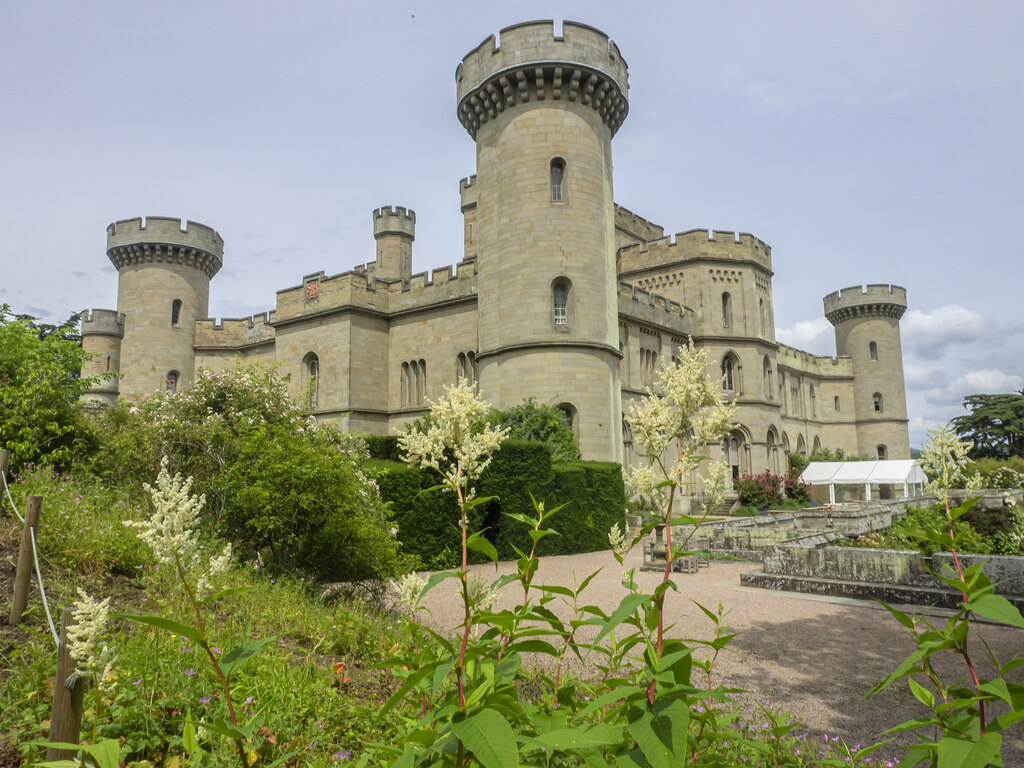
[903,364,948,391]
[775,317,833,355]
[920,368,1024,408]
[902,305,988,360]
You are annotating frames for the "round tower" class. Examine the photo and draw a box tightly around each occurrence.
[80,309,124,406]
[456,21,629,461]
[372,206,415,281]
[106,216,223,401]
[824,284,910,459]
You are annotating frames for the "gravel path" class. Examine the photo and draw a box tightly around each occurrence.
[418,548,1024,762]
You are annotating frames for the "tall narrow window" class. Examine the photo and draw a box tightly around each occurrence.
[869,341,878,361]
[171,299,182,325]
[417,359,426,403]
[722,293,732,328]
[550,158,565,202]
[809,385,816,417]
[401,362,410,406]
[877,444,887,460]
[873,392,883,413]
[303,352,319,409]
[763,358,773,399]
[721,356,735,391]
[834,395,840,412]
[166,371,178,392]
[553,283,567,325]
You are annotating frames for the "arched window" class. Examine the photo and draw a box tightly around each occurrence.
[558,402,578,448]
[873,392,883,413]
[796,434,806,456]
[456,351,478,386]
[401,362,410,406]
[869,341,878,361]
[721,353,740,392]
[766,428,779,475]
[722,292,732,328]
[759,298,767,336]
[552,277,572,328]
[166,370,178,393]
[762,357,773,399]
[550,158,565,202]
[303,352,319,408]
[877,444,887,460]
[171,299,182,325]
[812,436,822,454]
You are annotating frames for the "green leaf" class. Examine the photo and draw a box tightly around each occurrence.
[466,531,498,565]
[220,636,278,678]
[908,678,935,708]
[628,697,689,768]
[875,599,916,630]
[202,585,255,604]
[119,614,204,645]
[533,724,623,751]
[978,678,1014,706]
[451,708,519,768]
[200,717,251,741]
[183,709,199,753]
[970,594,1024,628]
[936,732,1001,768]
[593,594,649,646]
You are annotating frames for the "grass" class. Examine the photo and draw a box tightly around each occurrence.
[0,466,906,768]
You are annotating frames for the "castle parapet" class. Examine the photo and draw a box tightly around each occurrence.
[460,175,478,211]
[194,311,277,349]
[617,281,692,335]
[372,206,416,239]
[107,216,224,278]
[776,343,853,377]
[456,20,629,138]
[614,205,664,242]
[824,284,907,325]
[80,308,124,338]
[618,228,773,274]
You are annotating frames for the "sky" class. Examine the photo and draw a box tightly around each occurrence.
[2,1,1022,449]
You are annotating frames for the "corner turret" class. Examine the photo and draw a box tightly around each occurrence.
[372,206,415,281]
[824,284,910,459]
[106,216,224,401]
[80,309,124,406]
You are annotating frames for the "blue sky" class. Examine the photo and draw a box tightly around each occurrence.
[2,1,1021,448]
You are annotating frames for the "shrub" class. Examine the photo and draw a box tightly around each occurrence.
[372,440,625,567]
[735,471,783,510]
[783,471,811,502]
[87,362,412,583]
[482,398,580,462]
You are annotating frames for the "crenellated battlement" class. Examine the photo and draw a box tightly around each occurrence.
[107,216,223,278]
[460,175,478,211]
[455,20,629,138]
[824,284,907,325]
[80,308,124,338]
[776,343,852,377]
[194,311,276,349]
[618,228,773,275]
[617,281,692,335]
[372,206,416,238]
[614,205,664,242]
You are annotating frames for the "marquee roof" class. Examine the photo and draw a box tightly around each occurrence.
[799,460,927,486]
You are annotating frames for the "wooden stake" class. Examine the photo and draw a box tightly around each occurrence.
[47,607,86,761]
[9,495,41,626]
[0,449,8,517]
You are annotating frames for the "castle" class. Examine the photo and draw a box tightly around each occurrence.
[81,20,911,479]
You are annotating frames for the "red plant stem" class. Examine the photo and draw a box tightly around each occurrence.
[456,474,470,711]
[943,491,985,736]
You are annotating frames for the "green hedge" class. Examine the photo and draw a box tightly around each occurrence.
[366,440,625,568]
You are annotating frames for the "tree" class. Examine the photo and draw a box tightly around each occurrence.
[951,390,1024,459]
[483,397,580,462]
[0,305,106,468]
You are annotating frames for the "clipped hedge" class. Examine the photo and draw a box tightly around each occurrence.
[366,440,625,567]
